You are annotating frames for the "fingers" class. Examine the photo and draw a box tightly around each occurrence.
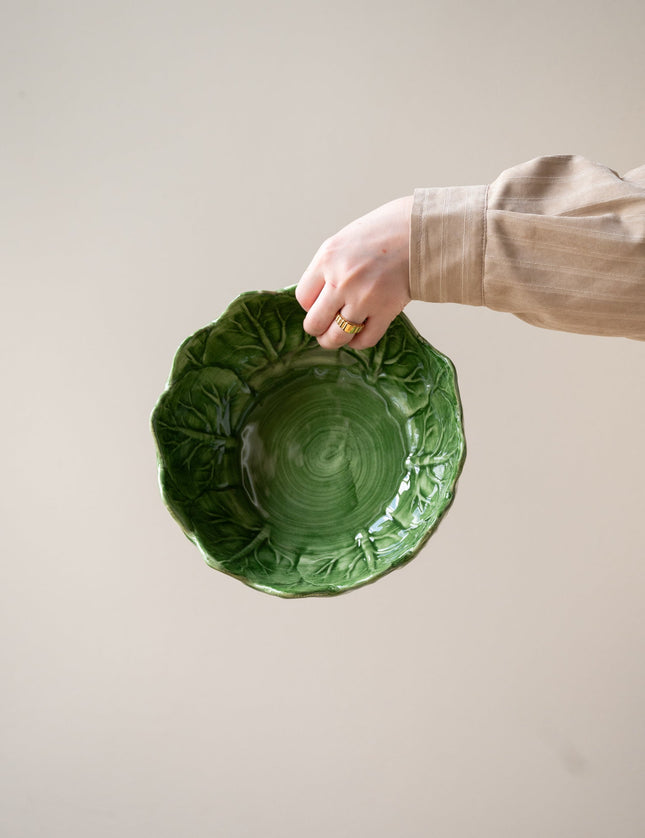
[302,282,342,337]
[316,302,368,350]
[346,312,392,350]
[295,248,326,312]
[300,278,370,349]
[297,269,397,350]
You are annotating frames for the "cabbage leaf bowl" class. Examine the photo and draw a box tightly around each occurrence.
[151,288,466,597]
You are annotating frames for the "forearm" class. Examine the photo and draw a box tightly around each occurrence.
[411,155,645,340]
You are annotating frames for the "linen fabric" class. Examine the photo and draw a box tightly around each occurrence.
[410,155,645,340]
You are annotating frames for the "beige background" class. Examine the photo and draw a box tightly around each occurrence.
[2,1,644,836]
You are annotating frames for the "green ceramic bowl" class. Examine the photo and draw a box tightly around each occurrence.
[151,287,465,597]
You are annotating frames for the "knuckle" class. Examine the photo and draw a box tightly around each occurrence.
[318,238,334,263]
[319,235,343,268]
[321,234,337,253]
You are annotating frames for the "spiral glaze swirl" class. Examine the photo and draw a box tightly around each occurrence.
[240,368,406,550]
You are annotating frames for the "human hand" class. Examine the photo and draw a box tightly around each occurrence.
[295,195,414,349]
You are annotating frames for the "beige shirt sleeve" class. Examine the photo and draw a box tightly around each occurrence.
[410,155,645,340]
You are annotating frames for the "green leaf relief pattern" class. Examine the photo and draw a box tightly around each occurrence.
[151,287,465,597]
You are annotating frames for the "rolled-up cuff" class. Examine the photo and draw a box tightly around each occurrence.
[410,184,488,306]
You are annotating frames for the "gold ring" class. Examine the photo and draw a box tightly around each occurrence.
[334,312,366,335]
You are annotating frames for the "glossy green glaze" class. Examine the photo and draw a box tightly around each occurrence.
[151,288,466,597]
